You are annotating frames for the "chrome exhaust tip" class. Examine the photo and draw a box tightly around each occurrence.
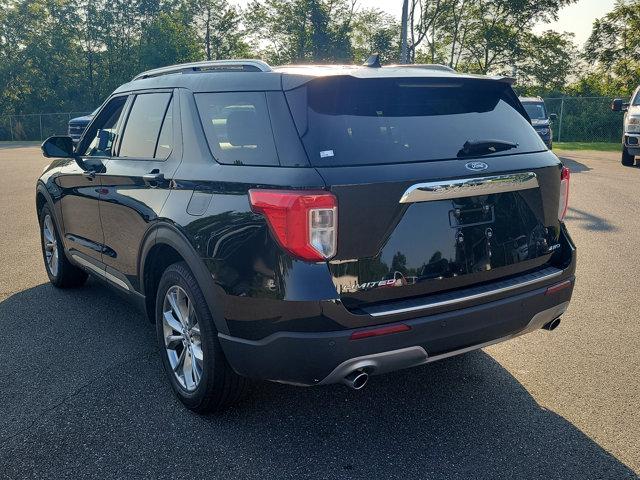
[543,318,561,331]
[342,370,369,390]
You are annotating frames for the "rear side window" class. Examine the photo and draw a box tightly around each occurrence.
[195,92,279,166]
[119,93,172,159]
[286,77,546,166]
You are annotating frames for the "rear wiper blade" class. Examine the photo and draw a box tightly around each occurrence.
[457,139,519,157]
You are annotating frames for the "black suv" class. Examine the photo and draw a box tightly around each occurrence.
[520,96,555,149]
[36,60,576,412]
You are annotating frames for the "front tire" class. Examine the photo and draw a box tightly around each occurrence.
[39,204,88,288]
[155,262,247,413]
[622,146,635,166]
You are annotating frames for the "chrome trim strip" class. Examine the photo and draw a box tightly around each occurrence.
[71,254,130,291]
[367,268,562,317]
[399,172,539,204]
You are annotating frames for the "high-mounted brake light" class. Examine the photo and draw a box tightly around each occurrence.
[249,189,337,262]
[558,166,570,221]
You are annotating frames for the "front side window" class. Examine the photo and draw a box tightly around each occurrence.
[195,92,279,166]
[83,97,127,157]
[119,93,172,159]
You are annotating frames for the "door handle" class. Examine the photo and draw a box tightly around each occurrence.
[83,171,96,180]
[143,171,165,187]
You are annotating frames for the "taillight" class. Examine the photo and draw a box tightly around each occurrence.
[249,189,337,262]
[558,166,570,221]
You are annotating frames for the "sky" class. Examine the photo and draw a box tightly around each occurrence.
[236,0,618,47]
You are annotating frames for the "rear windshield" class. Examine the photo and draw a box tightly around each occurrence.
[522,102,548,120]
[286,77,545,166]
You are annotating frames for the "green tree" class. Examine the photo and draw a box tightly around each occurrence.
[460,0,577,75]
[351,8,400,63]
[584,0,640,95]
[517,31,577,95]
[193,0,251,60]
[139,11,203,70]
[245,0,356,64]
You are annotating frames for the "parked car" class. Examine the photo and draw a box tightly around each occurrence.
[36,59,576,413]
[612,87,640,166]
[520,96,556,149]
[68,108,98,143]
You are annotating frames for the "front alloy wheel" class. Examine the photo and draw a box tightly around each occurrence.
[162,285,203,392]
[42,214,59,277]
[38,204,87,288]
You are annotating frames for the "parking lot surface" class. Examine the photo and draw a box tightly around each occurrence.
[0,143,638,479]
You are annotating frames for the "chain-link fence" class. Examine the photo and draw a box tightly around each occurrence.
[0,98,626,144]
[0,112,92,142]
[543,96,624,143]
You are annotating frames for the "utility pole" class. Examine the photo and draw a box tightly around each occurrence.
[401,0,409,63]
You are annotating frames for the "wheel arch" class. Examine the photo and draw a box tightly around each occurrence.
[139,222,230,335]
[35,182,54,216]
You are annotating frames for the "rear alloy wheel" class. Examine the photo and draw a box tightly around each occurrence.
[162,285,203,391]
[155,262,247,413]
[622,146,635,166]
[39,204,88,288]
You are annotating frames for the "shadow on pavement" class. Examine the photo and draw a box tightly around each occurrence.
[565,206,617,232]
[557,156,592,174]
[0,281,636,479]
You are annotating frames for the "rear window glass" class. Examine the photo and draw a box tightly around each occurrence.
[195,92,279,166]
[286,77,546,166]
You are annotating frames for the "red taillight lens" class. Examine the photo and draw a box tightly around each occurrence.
[249,189,337,262]
[558,166,570,221]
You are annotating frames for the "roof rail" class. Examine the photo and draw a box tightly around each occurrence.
[133,60,272,80]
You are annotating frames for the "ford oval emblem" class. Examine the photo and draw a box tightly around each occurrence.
[465,161,489,172]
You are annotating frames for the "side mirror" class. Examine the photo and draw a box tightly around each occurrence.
[549,113,558,122]
[97,129,112,151]
[612,99,629,112]
[41,136,75,158]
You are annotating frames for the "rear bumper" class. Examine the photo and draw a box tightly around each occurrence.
[219,274,575,386]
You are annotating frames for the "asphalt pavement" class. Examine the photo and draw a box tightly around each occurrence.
[0,143,638,479]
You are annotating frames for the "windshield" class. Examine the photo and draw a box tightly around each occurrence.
[286,77,546,166]
[522,102,548,120]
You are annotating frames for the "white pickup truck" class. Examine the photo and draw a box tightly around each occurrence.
[612,86,640,166]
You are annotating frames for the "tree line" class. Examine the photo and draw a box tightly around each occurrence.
[1,0,639,117]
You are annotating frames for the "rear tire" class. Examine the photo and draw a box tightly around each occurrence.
[622,146,635,166]
[39,204,88,288]
[155,261,247,413]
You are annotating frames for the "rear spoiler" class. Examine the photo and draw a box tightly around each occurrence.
[281,71,517,91]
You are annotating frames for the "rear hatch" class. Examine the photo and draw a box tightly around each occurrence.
[284,74,563,312]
